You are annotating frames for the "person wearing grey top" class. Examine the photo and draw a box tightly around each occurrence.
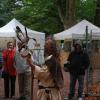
[14,42,31,100]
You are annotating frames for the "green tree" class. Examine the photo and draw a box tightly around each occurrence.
[55,0,96,29]
[0,0,16,26]
[55,0,76,29]
[0,0,63,34]
[76,0,96,22]
[0,0,97,34]
[94,0,100,27]
[13,0,64,34]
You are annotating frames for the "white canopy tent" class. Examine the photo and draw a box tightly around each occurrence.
[54,20,100,40]
[0,18,45,48]
[0,18,45,64]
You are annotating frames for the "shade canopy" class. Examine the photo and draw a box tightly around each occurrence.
[0,18,45,64]
[0,18,45,49]
[54,20,100,40]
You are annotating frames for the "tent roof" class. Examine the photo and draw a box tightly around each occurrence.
[0,18,45,64]
[0,18,44,37]
[54,19,100,40]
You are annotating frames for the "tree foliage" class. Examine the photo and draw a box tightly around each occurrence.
[55,0,96,29]
[76,0,96,22]
[0,0,97,34]
[55,0,76,29]
[94,0,100,27]
[0,0,16,26]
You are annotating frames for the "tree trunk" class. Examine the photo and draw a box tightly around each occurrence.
[94,0,100,27]
[55,0,76,29]
[64,0,76,29]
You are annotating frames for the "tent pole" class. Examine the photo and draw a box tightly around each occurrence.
[88,31,93,85]
[31,67,34,100]
[85,26,89,96]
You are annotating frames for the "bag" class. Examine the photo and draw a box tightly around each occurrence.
[0,70,2,78]
[2,71,5,78]
[63,61,70,72]
[0,64,3,70]
[1,71,8,78]
[0,68,4,78]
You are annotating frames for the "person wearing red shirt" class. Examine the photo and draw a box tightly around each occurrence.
[3,41,16,98]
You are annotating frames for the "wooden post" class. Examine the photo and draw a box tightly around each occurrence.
[31,67,34,100]
[85,26,89,96]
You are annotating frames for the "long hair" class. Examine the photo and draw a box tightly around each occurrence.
[44,39,60,61]
[7,41,14,49]
[44,39,63,88]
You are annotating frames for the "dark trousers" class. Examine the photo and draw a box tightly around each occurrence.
[68,74,84,99]
[4,74,16,98]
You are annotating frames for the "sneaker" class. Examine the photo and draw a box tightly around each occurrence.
[78,98,83,100]
[64,97,72,100]
[10,95,15,98]
[4,96,9,98]
[17,97,26,100]
[64,97,68,100]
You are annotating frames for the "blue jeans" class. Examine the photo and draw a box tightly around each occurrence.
[68,74,84,99]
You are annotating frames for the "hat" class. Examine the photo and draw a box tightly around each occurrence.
[74,40,81,45]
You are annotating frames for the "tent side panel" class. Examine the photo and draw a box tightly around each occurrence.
[0,37,15,49]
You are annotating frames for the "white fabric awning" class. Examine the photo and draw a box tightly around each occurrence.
[0,18,45,64]
[54,20,100,40]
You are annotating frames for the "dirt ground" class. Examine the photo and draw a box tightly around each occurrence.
[0,50,100,100]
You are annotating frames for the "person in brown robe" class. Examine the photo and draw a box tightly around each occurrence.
[27,39,64,100]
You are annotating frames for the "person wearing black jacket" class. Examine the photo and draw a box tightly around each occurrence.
[67,43,90,100]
